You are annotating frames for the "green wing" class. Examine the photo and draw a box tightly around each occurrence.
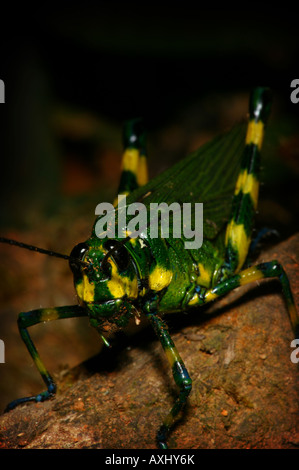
[125,122,247,240]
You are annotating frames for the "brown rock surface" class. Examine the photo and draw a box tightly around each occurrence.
[0,234,298,449]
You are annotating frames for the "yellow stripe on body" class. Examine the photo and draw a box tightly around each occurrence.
[245,120,264,150]
[197,263,212,288]
[225,220,251,272]
[188,294,198,306]
[149,265,173,291]
[107,260,138,299]
[76,274,95,303]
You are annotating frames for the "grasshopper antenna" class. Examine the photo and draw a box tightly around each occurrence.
[0,237,89,267]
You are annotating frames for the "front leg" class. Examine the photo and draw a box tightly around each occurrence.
[5,305,87,412]
[147,313,192,449]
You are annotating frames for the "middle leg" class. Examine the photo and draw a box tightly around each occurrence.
[147,313,192,449]
[188,260,298,339]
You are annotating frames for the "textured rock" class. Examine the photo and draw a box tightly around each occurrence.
[0,234,298,449]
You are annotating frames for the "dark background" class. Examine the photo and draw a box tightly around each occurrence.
[0,4,298,411]
[0,5,298,232]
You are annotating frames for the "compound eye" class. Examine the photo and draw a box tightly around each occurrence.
[103,239,130,272]
[69,242,89,278]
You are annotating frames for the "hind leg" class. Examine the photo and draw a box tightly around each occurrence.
[114,118,148,205]
[224,87,272,275]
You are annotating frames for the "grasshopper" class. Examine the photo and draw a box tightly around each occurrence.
[1,87,298,449]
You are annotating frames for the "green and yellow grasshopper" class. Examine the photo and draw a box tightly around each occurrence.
[1,87,298,449]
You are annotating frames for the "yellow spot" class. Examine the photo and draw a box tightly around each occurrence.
[140,287,147,296]
[137,154,148,186]
[116,229,137,246]
[188,287,218,306]
[245,120,264,150]
[243,173,259,209]
[107,275,125,298]
[139,238,146,249]
[188,294,198,306]
[225,220,250,272]
[114,192,129,207]
[41,309,59,322]
[124,229,135,242]
[239,266,264,285]
[149,265,173,291]
[76,274,95,303]
[234,170,246,195]
[135,311,141,325]
[107,260,138,299]
[197,263,211,288]
[234,169,259,209]
[35,356,48,375]
[165,346,181,367]
[204,290,218,302]
[122,148,140,174]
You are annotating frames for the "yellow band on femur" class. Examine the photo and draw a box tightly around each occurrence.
[122,148,140,173]
[137,154,148,186]
[245,120,264,150]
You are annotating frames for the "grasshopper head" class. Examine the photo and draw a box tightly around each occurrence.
[69,237,139,337]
